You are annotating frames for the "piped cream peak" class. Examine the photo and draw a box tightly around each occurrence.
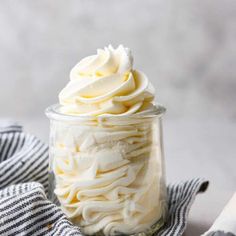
[59,45,155,116]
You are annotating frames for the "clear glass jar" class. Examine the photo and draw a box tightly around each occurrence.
[46,104,167,236]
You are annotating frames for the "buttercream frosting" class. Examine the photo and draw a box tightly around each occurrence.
[59,45,155,116]
[51,45,166,236]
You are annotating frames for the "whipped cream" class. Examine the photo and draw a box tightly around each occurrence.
[51,120,166,235]
[59,45,155,116]
[51,45,166,235]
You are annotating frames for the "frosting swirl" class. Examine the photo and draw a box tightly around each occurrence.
[51,45,167,235]
[59,45,155,116]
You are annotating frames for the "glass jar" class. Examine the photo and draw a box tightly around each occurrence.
[46,104,167,236]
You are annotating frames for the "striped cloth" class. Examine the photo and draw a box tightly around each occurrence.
[0,123,208,236]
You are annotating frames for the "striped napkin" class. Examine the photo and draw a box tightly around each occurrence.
[0,123,208,236]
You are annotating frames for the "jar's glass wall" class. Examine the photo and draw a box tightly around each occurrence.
[47,111,167,236]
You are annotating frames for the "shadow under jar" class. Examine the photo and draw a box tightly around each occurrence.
[46,104,167,236]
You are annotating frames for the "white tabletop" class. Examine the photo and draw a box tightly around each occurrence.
[19,117,236,236]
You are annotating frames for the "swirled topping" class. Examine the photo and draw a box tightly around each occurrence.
[59,45,155,116]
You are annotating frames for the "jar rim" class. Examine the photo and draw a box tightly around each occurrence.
[45,103,166,122]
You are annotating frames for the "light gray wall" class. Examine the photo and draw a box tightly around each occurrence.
[0,0,236,121]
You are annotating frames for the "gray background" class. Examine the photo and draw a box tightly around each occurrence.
[0,1,236,235]
[1,0,236,120]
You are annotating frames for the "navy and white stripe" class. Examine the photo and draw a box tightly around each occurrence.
[156,178,209,236]
[0,124,48,192]
[0,124,209,236]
